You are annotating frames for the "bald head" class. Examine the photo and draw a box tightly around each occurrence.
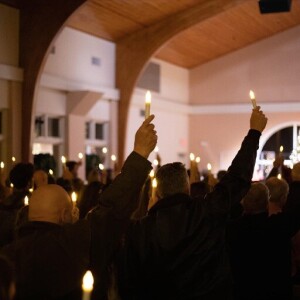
[265,177,289,208]
[29,184,72,225]
[292,163,300,181]
[33,170,48,188]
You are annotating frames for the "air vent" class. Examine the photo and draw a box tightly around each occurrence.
[137,62,160,92]
[91,56,101,66]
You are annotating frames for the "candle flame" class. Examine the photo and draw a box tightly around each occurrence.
[277,174,282,180]
[145,91,151,104]
[111,155,116,162]
[152,178,157,188]
[149,170,155,178]
[195,156,201,163]
[154,146,159,153]
[12,157,16,162]
[153,159,159,166]
[189,153,195,161]
[71,192,77,203]
[207,163,212,171]
[10,183,14,188]
[61,156,66,164]
[49,169,54,175]
[279,146,284,153]
[78,152,83,160]
[99,163,104,170]
[249,90,255,100]
[102,147,108,154]
[24,196,29,206]
[82,270,94,292]
[0,162,4,169]
[29,188,33,193]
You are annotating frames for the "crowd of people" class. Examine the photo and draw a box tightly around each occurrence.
[0,107,300,300]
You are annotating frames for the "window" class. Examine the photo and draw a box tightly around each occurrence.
[95,123,104,140]
[35,116,45,137]
[85,122,91,139]
[48,117,60,137]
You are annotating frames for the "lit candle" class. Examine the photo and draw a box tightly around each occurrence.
[61,156,66,169]
[29,187,34,193]
[71,192,77,206]
[10,183,14,188]
[12,156,16,162]
[207,163,212,172]
[102,147,108,154]
[154,146,159,153]
[0,162,4,169]
[277,173,282,180]
[145,90,151,119]
[99,163,104,171]
[249,90,257,109]
[189,153,195,161]
[24,196,29,206]
[49,169,54,175]
[153,159,159,166]
[149,169,155,178]
[279,145,284,153]
[152,178,157,200]
[195,156,201,163]
[78,152,84,160]
[82,270,94,300]
[111,155,116,162]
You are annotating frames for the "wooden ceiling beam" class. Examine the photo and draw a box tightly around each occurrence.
[19,0,87,162]
[116,0,247,164]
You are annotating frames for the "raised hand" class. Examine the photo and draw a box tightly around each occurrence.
[250,106,268,133]
[134,115,158,159]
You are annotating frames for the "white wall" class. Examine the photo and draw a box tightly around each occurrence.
[43,27,116,88]
[0,4,19,66]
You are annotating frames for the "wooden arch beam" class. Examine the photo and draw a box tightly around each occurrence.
[116,0,246,164]
[19,0,87,162]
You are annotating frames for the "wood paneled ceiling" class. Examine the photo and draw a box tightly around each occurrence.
[67,0,300,68]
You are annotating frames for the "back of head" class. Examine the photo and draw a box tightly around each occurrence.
[0,255,15,300]
[242,182,269,214]
[9,163,34,190]
[156,162,189,199]
[265,177,289,207]
[292,162,300,181]
[33,170,48,188]
[29,184,72,224]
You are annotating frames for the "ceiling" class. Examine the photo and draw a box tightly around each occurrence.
[67,0,300,69]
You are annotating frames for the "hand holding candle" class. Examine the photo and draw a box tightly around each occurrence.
[249,90,257,109]
[145,91,151,119]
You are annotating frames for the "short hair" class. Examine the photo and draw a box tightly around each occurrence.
[9,163,34,190]
[155,162,189,199]
[65,161,78,172]
[242,183,269,214]
[265,177,289,205]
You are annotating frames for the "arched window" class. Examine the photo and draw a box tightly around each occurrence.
[255,123,300,180]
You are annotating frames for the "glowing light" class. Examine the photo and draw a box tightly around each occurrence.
[153,159,159,166]
[149,170,155,178]
[49,169,54,175]
[99,163,104,170]
[277,174,282,180]
[102,147,108,154]
[249,90,257,109]
[207,163,212,171]
[12,157,16,162]
[61,156,66,164]
[189,153,195,161]
[152,178,157,188]
[111,155,117,162]
[279,146,284,153]
[195,156,201,163]
[29,188,33,193]
[0,162,4,169]
[82,270,94,292]
[24,196,29,206]
[145,91,151,119]
[10,183,14,188]
[78,152,84,160]
[71,192,77,203]
[154,146,159,153]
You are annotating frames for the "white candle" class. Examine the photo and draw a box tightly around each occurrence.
[61,156,66,169]
[82,270,94,300]
[71,192,77,206]
[207,163,212,172]
[24,196,29,206]
[145,90,151,119]
[249,90,257,109]
[152,178,157,200]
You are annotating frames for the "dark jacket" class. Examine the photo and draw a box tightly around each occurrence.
[2,151,152,300]
[119,129,261,300]
[227,210,300,300]
[0,190,27,247]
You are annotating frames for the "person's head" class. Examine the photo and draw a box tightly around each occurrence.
[33,169,48,188]
[87,169,100,184]
[217,170,227,181]
[292,162,300,181]
[265,177,289,209]
[0,256,15,300]
[66,161,79,178]
[242,182,269,214]
[155,162,189,200]
[9,163,34,190]
[29,184,73,225]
